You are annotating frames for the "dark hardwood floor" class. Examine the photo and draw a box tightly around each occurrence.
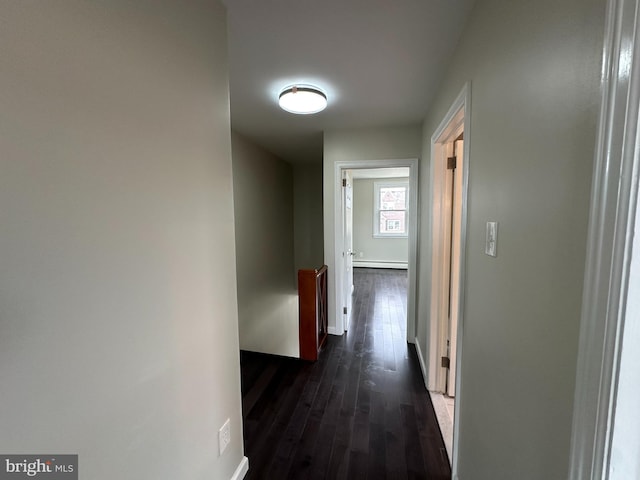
[240,268,451,479]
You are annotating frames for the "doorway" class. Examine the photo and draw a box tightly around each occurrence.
[427,84,470,471]
[332,158,419,341]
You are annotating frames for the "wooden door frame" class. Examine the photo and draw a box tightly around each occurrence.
[332,158,419,338]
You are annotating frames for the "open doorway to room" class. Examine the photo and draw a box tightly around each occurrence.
[344,167,412,336]
[427,84,470,471]
[333,159,419,342]
[351,168,411,270]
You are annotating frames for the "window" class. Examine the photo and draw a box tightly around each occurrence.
[374,181,409,237]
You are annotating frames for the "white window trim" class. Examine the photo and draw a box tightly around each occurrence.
[373,180,409,238]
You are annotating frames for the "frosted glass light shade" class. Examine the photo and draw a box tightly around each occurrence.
[278,85,327,114]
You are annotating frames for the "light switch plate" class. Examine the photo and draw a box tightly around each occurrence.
[218,418,230,456]
[485,221,498,257]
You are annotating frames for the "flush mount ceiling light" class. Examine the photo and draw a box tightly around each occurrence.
[278,85,327,114]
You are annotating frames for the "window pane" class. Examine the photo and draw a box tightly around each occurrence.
[379,187,406,210]
[379,210,406,234]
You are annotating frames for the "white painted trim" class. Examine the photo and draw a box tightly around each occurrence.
[414,336,429,388]
[230,456,249,480]
[427,82,471,480]
[373,179,410,238]
[333,163,344,333]
[452,84,471,480]
[332,158,419,341]
[427,88,468,392]
[353,261,408,269]
[569,0,640,478]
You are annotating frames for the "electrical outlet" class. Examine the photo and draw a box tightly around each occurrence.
[218,418,230,456]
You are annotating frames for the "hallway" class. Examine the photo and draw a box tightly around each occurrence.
[240,268,450,479]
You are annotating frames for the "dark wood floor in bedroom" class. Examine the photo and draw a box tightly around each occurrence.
[240,268,451,480]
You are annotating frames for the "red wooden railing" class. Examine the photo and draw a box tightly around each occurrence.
[298,265,328,361]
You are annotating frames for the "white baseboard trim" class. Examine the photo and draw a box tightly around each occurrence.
[328,326,343,335]
[414,336,429,389]
[230,456,249,480]
[353,260,408,269]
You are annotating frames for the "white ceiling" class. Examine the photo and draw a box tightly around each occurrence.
[223,0,476,164]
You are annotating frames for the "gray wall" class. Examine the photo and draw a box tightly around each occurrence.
[415,0,606,478]
[294,162,324,272]
[353,178,409,265]
[232,132,299,358]
[0,2,246,478]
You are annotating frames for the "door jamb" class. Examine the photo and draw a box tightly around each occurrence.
[427,82,471,476]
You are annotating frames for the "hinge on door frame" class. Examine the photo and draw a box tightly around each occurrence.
[342,178,347,187]
[343,306,347,315]
[441,356,450,368]
[447,156,457,170]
